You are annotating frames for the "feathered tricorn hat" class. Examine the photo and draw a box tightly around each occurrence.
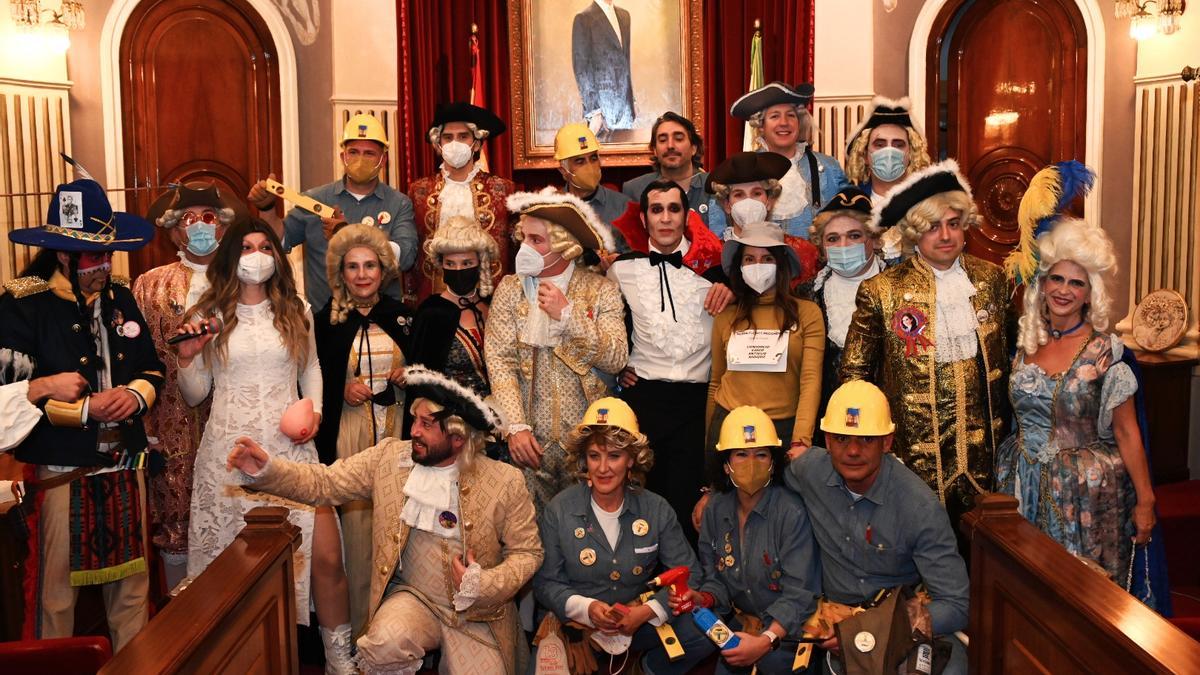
[1004,161,1096,285]
[404,364,503,435]
[506,186,616,253]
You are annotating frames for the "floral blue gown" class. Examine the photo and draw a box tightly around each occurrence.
[996,332,1139,583]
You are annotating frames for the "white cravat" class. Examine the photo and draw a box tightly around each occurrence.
[520,263,575,347]
[926,256,979,363]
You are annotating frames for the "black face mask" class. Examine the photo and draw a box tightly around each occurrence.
[443,266,481,296]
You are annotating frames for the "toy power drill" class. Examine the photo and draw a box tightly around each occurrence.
[648,566,740,651]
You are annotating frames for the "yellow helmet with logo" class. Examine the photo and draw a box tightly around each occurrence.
[820,380,896,436]
[554,123,600,161]
[716,406,781,451]
[577,397,639,436]
[341,113,389,149]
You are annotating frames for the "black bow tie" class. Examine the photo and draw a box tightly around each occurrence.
[649,251,683,269]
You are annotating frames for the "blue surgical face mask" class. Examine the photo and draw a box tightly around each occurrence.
[185,222,219,257]
[870,146,907,182]
[826,242,869,276]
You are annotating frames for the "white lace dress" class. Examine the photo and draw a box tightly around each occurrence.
[179,300,323,623]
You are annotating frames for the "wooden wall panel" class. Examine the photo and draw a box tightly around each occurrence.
[0,78,72,283]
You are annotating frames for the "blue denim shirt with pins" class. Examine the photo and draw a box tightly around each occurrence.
[784,447,970,635]
[696,484,821,636]
[534,482,700,618]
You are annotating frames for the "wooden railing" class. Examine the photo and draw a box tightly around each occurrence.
[962,494,1200,674]
[100,507,301,675]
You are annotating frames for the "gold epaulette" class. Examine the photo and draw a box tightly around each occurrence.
[2,276,50,298]
[110,275,131,287]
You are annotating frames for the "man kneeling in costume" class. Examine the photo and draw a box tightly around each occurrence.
[227,366,543,674]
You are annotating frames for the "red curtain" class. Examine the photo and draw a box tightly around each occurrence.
[395,0,815,189]
[702,1,816,167]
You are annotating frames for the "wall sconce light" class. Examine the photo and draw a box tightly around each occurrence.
[1119,0,1187,39]
[7,0,83,52]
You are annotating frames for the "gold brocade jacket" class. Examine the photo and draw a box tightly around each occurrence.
[840,254,1012,517]
[250,438,543,675]
[131,261,212,555]
[484,269,628,510]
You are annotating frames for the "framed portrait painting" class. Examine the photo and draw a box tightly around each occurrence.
[507,0,705,168]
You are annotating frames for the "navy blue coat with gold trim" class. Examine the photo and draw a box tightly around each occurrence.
[0,274,164,467]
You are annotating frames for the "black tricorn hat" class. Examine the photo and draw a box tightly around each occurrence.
[818,187,873,218]
[404,364,503,435]
[705,151,792,194]
[847,96,921,148]
[428,102,506,139]
[730,82,815,120]
[869,160,972,232]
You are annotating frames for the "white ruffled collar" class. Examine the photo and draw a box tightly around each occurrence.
[176,251,209,273]
[441,164,481,185]
[401,462,461,537]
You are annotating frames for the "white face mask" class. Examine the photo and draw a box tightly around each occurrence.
[514,243,555,277]
[742,263,778,294]
[441,140,474,170]
[730,198,769,227]
[590,631,632,656]
[237,250,276,285]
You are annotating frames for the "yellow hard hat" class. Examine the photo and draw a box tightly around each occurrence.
[820,380,896,436]
[554,123,600,161]
[577,397,639,436]
[342,113,389,149]
[716,406,781,451]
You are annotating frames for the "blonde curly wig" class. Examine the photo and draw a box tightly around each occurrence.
[424,215,501,297]
[895,191,978,254]
[748,105,814,149]
[411,397,488,471]
[1017,217,1116,355]
[565,425,654,491]
[844,126,933,185]
[710,178,784,206]
[426,121,489,145]
[326,223,399,324]
[513,215,584,262]
[808,209,878,257]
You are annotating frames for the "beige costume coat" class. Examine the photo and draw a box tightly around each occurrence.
[249,438,543,674]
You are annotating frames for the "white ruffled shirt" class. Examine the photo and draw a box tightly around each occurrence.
[437,164,481,228]
[520,264,575,347]
[771,143,812,221]
[176,252,211,310]
[927,256,980,363]
[815,258,883,348]
[607,238,713,383]
[400,460,481,611]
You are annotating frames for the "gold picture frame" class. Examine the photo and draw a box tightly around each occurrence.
[507,0,705,169]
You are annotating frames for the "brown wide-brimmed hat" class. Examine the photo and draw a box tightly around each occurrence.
[705,151,792,194]
[145,181,248,228]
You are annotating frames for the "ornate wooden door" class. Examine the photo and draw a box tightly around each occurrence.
[927,0,1087,264]
[120,0,281,278]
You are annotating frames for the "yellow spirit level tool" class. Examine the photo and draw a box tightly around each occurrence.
[264,178,336,217]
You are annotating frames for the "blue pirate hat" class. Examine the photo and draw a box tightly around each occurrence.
[8,179,154,252]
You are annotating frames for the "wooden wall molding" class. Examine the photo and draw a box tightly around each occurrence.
[811,94,873,168]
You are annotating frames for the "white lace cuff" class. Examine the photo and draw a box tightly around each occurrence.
[549,303,573,338]
[507,423,533,438]
[453,561,482,611]
[0,380,41,451]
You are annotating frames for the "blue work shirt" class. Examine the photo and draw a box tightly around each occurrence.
[696,485,820,636]
[281,178,418,308]
[580,185,634,253]
[622,170,711,227]
[784,447,969,635]
[534,482,700,619]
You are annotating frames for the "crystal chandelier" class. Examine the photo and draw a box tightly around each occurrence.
[1159,0,1186,35]
[1118,0,1188,40]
